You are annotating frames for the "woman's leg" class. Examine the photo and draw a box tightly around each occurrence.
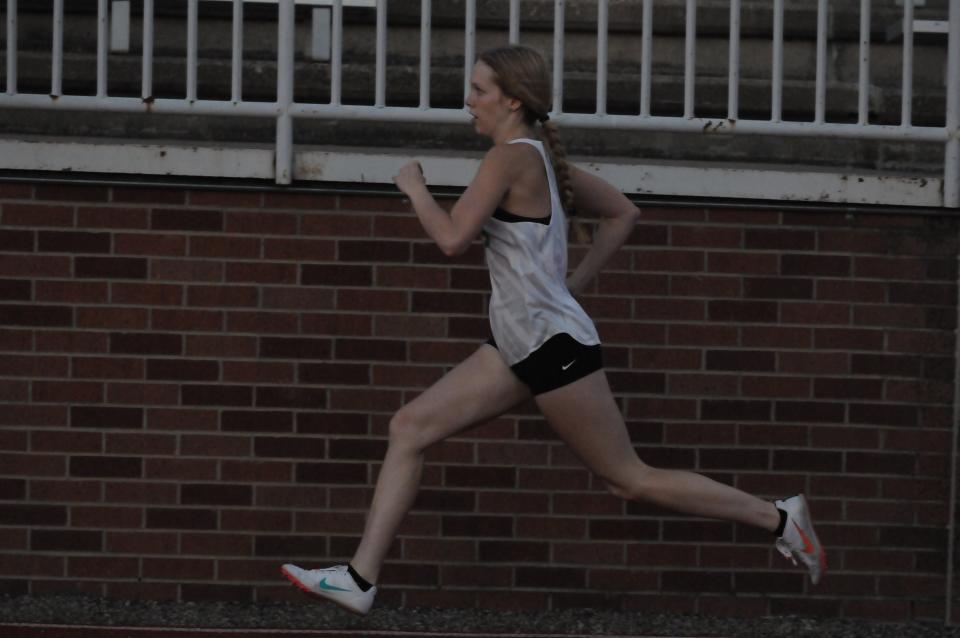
[534,370,781,532]
[350,344,530,583]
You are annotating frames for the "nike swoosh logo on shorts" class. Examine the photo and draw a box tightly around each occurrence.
[561,360,576,371]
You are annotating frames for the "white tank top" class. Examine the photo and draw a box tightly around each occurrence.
[482,138,600,366]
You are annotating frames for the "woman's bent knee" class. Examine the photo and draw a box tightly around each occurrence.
[603,462,656,501]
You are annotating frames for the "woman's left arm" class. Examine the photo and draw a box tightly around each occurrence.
[565,165,641,295]
[394,146,514,257]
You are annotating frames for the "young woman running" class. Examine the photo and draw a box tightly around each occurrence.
[281,45,826,615]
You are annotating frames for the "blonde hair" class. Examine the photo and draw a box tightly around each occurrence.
[478,45,591,243]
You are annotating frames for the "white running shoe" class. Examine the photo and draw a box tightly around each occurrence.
[280,564,377,615]
[774,494,827,585]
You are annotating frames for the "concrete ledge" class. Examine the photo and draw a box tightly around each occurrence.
[0,136,941,208]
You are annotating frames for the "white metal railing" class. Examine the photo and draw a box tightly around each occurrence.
[0,0,958,206]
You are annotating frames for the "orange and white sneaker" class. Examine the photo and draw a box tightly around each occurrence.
[775,494,827,585]
[281,564,376,615]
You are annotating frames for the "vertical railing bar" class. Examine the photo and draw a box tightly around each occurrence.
[640,0,652,116]
[727,0,740,120]
[52,0,64,96]
[900,0,914,126]
[857,0,871,125]
[331,0,342,105]
[231,0,243,103]
[5,0,16,95]
[772,0,783,122]
[943,0,959,208]
[187,0,198,102]
[464,0,476,102]
[509,0,520,44]
[683,0,696,119]
[276,0,295,184]
[815,0,828,124]
[553,0,564,115]
[420,0,431,109]
[142,0,154,99]
[97,0,108,97]
[596,0,608,115]
[375,0,387,107]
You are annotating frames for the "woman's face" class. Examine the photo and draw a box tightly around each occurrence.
[465,61,516,139]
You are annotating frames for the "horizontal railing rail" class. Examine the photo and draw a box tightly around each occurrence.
[1,0,958,206]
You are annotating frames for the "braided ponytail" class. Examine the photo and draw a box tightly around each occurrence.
[540,118,591,244]
[477,45,592,244]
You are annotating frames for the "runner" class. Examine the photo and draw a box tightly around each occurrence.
[282,45,826,615]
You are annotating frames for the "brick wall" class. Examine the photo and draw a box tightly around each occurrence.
[0,179,957,622]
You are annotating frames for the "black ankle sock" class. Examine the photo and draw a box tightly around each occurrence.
[773,507,788,537]
[347,564,373,592]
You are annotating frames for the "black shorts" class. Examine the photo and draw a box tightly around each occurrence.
[486,332,603,396]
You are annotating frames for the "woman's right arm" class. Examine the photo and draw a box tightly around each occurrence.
[565,166,641,295]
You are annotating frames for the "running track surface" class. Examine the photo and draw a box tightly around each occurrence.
[0,624,714,638]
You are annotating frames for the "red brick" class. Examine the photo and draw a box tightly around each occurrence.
[186,284,258,307]
[778,351,848,375]
[301,264,372,287]
[145,458,216,481]
[222,509,292,532]
[816,279,885,303]
[222,361,295,384]
[327,388,400,412]
[295,461,367,484]
[31,529,102,552]
[0,183,33,198]
[106,531,178,555]
[76,206,149,229]
[0,304,72,327]
[338,195,408,214]
[0,379,29,401]
[38,231,110,253]
[76,307,148,330]
[151,258,223,282]
[669,274,740,298]
[855,256,926,280]
[0,478,26,500]
[0,328,32,350]
[263,238,336,261]
[0,279,30,301]
[66,555,139,579]
[226,311,299,334]
[111,282,183,305]
[0,405,68,427]
[336,289,409,313]
[3,203,74,227]
[741,375,811,398]
[225,211,298,236]
[673,225,742,248]
[146,408,218,431]
[708,300,777,323]
[220,460,291,483]
[782,254,851,277]
[379,265,450,289]
[261,289,336,312]
[114,232,187,256]
[32,380,103,403]
[70,455,142,478]
[105,432,176,456]
[106,382,179,406]
[109,332,182,355]
[745,228,815,251]
[0,254,70,277]
[775,400,845,424]
[75,256,147,279]
[0,354,68,377]
[152,208,222,232]
[408,291,484,316]
[190,236,259,258]
[850,403,918,427]
[185,335,257,358]
[181,483,252,506]
[373,315,446,339]
[147,507,217,530]
[221,410,294,433]
[226,262,297,285]
[707,252,778,275]
[181,533,253,556]
[35,280,108,303]
[254,436,326,459]
[744,277,813,300]
[781,301,850,325]
[105,481,178,505]
[182,384,253,407]
[31,430,102,453]
[0,504,67,525]
[152,308,224,332]
[145,358,218,382]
